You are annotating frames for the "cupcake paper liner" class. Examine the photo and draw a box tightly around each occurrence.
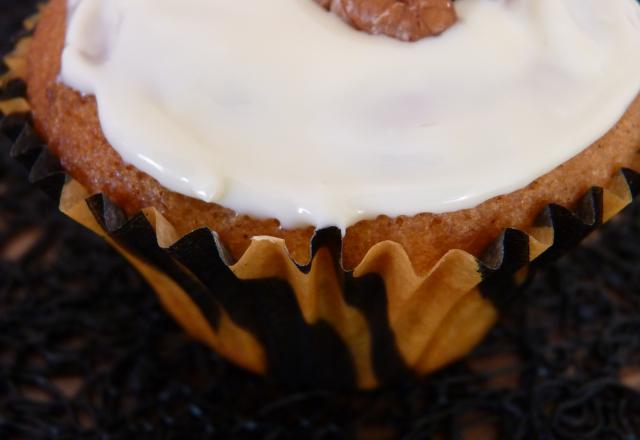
[2,26,639,388]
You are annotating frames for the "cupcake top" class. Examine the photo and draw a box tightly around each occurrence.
[61,0,640,230]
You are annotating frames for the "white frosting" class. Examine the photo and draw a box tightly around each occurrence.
[60,0,640,230]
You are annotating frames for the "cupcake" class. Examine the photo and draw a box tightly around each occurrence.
[2,0,640,388]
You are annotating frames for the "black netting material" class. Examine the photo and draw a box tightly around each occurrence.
[2,1,640,439]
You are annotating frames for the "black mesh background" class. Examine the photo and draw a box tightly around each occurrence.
[2,1,640,438]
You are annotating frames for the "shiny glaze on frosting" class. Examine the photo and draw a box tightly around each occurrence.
[61,0,640,230]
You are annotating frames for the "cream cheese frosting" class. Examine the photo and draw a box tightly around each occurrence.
[60,0,640,230]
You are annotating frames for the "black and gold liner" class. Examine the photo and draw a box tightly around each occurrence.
[2,31,639,388]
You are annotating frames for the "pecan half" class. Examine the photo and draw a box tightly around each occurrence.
[316,0,457,42]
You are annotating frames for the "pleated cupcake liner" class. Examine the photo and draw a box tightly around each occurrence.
[2,24,639,388]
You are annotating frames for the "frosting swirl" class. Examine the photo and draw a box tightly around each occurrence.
[61,0,640,230]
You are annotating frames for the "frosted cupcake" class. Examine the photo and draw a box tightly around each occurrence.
[3,0,639,388]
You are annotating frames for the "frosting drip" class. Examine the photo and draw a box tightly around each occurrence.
[60,0,640,230]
